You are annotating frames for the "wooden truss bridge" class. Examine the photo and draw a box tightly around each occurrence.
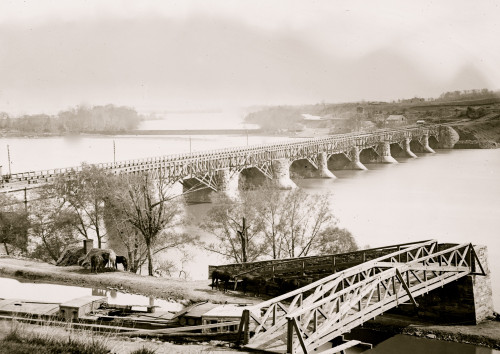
[233,240,487,354]
[0,125,440,192]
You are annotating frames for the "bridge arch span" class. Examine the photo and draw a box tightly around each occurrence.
[239,167,270,190]
[290,158,318,179]
[429,135,439,149]
[359,147,380,164]
[327,152,351,170]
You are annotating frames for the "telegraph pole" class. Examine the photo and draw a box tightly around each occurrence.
[7,144,11,176]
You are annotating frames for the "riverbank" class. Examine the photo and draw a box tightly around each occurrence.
[0,256,261,306]
[2,256,500,351]
[451,112,500,148]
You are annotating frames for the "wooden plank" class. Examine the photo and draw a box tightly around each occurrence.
[115,320,241,336]
[321,340,361,354]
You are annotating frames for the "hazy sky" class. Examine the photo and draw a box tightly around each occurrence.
[0,0,499,114]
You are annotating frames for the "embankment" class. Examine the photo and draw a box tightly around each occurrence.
[0,256,259,306]
[1,256,499,349]
[451,113,500,148]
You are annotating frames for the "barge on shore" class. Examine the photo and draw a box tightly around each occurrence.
[0,296,250,340]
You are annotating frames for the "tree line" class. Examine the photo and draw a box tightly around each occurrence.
[0,167,357,277]
[201,184,357,263]
[0,165,193,276]
[0,104,141,134]
[244,88,500,133]
[435,88,499,103]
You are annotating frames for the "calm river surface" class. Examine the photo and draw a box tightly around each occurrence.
[1,134,499,311]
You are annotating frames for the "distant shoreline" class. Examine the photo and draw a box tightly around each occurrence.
[110,128,264,136]
[0,128,265,138]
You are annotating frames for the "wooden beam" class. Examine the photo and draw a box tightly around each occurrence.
[321,340,361,354]
[395,269,418,308]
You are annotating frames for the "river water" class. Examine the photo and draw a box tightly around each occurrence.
[0,277,182,312]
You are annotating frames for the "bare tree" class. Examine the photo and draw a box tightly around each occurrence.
[0,194,29,255]
[54,164,111,248]
[316,226,358,255]
[201,186,350,262]
[29,188,79,262]
[276,189,334,258]
[105,199,146,273]
[107,171,194,276]
[200,193,265,263]
[247,184,288,259]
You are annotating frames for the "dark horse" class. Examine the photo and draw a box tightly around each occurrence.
[241,274,267,297]
[275,277,313,294]
[115,255,128,271]
[90,254,104,274]
[211,270,232,292]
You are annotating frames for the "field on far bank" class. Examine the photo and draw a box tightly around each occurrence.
[0,256,261,306]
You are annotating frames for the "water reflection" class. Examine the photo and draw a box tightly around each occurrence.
[0,277,182,312]
[365,334,500,354]
[91,288,107,297]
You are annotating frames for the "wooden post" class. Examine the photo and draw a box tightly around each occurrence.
[23,187,28,212]
[7,144,11,176]
[237,309,250,346]
[287,318,294,354]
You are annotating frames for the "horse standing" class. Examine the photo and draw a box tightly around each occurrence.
[211,270,232,292]
[115,255,128,271]
[90,254,104,274]
[241,274,267,296]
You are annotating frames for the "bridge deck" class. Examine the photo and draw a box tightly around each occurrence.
[1,126,439,192]
[235,240,485,354]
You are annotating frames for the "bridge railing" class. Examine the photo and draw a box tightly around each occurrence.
[209,239,436,281]
[2,125,440,183]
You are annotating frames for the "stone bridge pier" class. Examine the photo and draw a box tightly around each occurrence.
[393,245,493,324]
[359,143,398,164]
[217,168,240,199]
[404,138,418,158]
[378,142,398,163]
[346,146,368,170]
[410,134,436,153]
[272,158,297,189]
[317,152,336,178]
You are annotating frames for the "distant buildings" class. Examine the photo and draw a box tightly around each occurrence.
[385,115,407,126]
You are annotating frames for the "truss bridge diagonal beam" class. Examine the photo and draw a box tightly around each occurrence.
[241,242,485,354]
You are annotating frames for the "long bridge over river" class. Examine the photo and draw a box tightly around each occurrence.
[0,125,458,197]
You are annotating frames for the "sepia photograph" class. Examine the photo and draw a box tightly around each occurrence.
[0,1,499,353]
